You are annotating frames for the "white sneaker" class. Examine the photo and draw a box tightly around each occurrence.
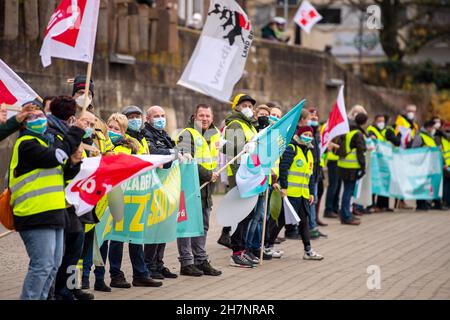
[303,249,324,260]
[266,248,283,258]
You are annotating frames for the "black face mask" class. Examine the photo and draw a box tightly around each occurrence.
[257,116,269,128]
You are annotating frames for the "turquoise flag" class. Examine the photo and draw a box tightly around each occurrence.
[255,99,305,175]
[176,162,204,238]
[371,141,443,200]
[95,162,204,245]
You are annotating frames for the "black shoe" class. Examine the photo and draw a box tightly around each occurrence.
[161,267,178,279]
[217,232,232,248]
[180,264,204,277]
[151,271,165,280]
[416,207,429,211]
[81,277,90,290]
[72,289,94,300]
[132,278,163,287]
[110,275,131,288]
[195,260,222,276]
[94,280,112,292]
[274,237,285,244]
[55,289,75,301]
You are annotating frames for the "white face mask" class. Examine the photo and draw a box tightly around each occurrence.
[406,112,415,120]
[75,95,92,109]
[434,122,441,129]
[241,107,254,119]
[376,122,385,130]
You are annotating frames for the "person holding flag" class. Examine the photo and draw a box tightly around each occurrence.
[275,126,324,260]
[394,104,420,149]
[222,93,260,268]
[175,104,222,277]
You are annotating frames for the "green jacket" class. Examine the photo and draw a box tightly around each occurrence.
[0,116,21,142]
[223,111,257,188]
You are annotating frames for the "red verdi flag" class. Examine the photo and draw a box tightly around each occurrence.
[320,86,349,156]
[40,0,100,67]
[293,0,323,34]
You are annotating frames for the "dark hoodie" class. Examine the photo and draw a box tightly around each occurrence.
[222,110,257,188]
[177,118,219,209]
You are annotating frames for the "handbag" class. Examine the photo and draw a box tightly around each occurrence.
[0,187,14,230]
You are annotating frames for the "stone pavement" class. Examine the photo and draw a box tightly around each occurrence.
[1,196,450,300]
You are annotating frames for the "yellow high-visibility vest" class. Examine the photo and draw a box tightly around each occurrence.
[337,130,362,170]
[125,133,149,155]
[286,144,314,199]
[226,120,257,176]
[367,125,386,141]
[420,132,437,147]
[9,135,66,217]
[395,115,419,138]
[442,137,450,166]
[176,127,221,170]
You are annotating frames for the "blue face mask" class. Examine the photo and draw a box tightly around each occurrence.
[83,127,93,139]
[27,117,47,135]
[153,117,166,130]
[108,130,123,144]
[128,118,142,132]
[300,134,313,144]
[307,120,319,127]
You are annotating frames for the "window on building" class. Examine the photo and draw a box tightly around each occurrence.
[317,8,341,24]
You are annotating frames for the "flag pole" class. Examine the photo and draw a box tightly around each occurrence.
[200,148,246,190]
[259,184,270,265]
[82,62,93,113]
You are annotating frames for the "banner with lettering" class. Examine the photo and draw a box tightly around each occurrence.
[95,162,204,245]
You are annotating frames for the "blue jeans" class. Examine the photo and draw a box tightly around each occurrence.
[245,194,265,250]
[340,180,356,222]
[109,241,149,280]
[83,241,109,281]
[325,161,341,214]
[19,228,64,300]
[309,182,318,230]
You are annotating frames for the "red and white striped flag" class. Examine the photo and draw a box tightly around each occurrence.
[66,154,174,216]
[0,59,39,118]
[40,0,100,67]
[320,86,349,156]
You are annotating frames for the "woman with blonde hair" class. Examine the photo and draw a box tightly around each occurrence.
[94,113,162,290]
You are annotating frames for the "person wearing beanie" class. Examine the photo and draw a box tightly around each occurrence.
[336,112,368,225]
[72,75,95,112]
[272,126,324,260]
[219,93,260,268]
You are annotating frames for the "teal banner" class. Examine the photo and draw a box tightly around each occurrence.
[95,162,204,245]
[371,141,443,200]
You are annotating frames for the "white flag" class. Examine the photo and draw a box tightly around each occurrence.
[320,86,349,156]
[177,0,253,103]
[293,0,323,34]
[0,59,39,118]
[66,154,174,216]
[283,197,301,225]
[40,0,100,67]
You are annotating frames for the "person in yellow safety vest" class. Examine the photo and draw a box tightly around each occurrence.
[175,104,223,277]
[104,113,164,288]
[275,126,324,260]
[219,93,260,268]
[10,104,85,300]
[439,121,450,208]
[431,117,450,210]
[367,114,402,213]
[122,105,150,155]
[336,112,368,225]
[394,104,420,148]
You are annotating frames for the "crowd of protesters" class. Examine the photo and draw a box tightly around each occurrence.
[1,76,449,300]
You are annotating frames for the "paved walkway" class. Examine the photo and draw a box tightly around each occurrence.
[1,196,450,300]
